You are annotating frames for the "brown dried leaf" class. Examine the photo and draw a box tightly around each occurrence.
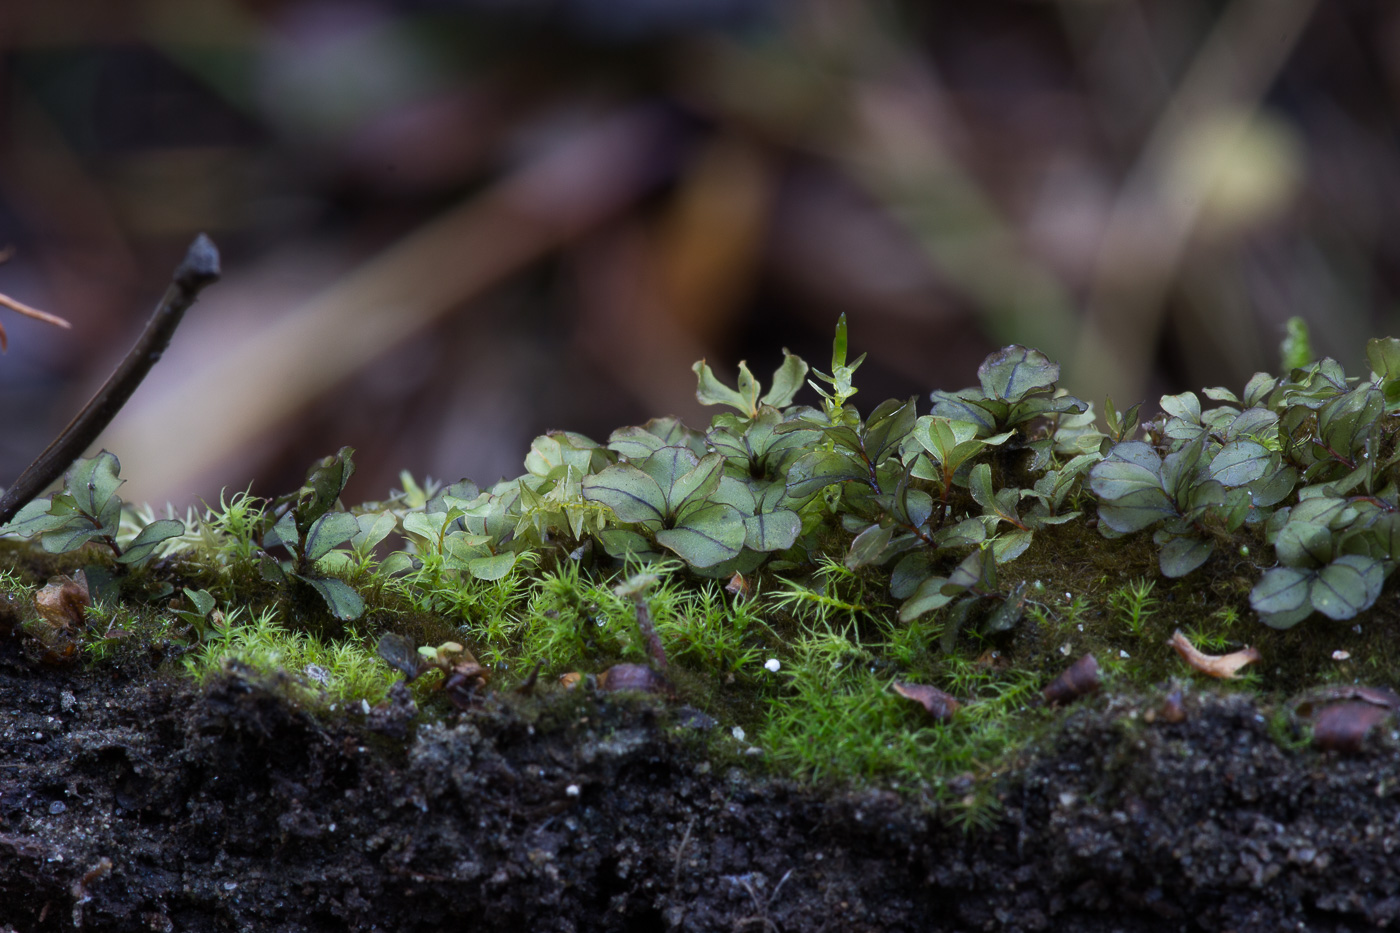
[1311,702,1392,754]
[559,671,583,690]
[1042,653,1100,706]
[891,682,961,723]
[34,574,91,631]
[1167,630,1259,679]
[725,571,750,599]
[597,663,673,697]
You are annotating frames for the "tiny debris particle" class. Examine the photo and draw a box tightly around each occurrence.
[764,658,781,673]
[1120,649,1130,659]
[565,784,581,798]
[1333,650,1351,661]
[731,726,746,742]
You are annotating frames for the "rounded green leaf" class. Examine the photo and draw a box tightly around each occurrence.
[667,451,725,512]
[297,574,365,621]
[1310,555,1384,621]
[1250,566,1312,616]
[467,552,519,581]
[976,346,1059,403]
[1095,487,1176,534]
[1209,441,1270,487]
[582,464,667,525]
[116,518,185,564]
[68,451,124,520]
[654,501,745,568]
[899,574,955,621]
[1158,535,1213,578]
[693,359,756,415]
[744,509,801,553]
[760,350,809,409]
[846,523,895,570]
[1273,520,1333,568]
[1088,442,1163,500]
[304,511,361,562]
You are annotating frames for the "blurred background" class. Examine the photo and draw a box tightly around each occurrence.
[0,0,1398,508]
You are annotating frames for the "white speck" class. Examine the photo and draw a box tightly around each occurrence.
[764,658,781,673]
[1332,650,1351,661]
[1059,643,1072,656]
[566,784,581,798]
[304,664,330,686]
[361,699,371,715]
[1119,650,1130,659]
[1065,592,1072,600]
[223,882,238,892]
[1059,791,1076,806]
[1077,624,1084,632]
[328,823,336,832]
[731,726,746,742]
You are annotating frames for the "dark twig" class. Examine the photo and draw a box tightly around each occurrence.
[0,235,221,526]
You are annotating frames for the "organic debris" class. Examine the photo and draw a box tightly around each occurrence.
[891,682,961,723]
[1168,630,1260,679]
[1042,654,1100,706]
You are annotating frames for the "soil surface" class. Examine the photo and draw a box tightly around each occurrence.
[1,647,1398,933]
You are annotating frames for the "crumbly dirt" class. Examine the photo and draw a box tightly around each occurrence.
[1,644,1398,933]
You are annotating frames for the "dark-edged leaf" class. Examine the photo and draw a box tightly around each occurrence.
[977,345,1059,403]
[1245,460,1297,509]
[1251,566,1312,616]
[300,447,355,530]
[761,350,809,408]
[40,521,101,554]
[655,501,746,568]
[68,451,123,520]
[1310,555,1385,621]
[928,391,998,434]
[944,547,995,595]
[377,633,422,681]
[1274,520,1333,567]
[1159,392,1201,423]
[1210,440,1271,487]
[582,464,667,525]
[1096,487,1176,533]
[667,451,725,512]
[1089,441,1163,499]
[899,574,954,621]
[1,498,64,536]
[846,523,894,569]
[1158,535,1213,577]
[296,574,364,621]
[991,529,1033,563]
[862,397,918,463]
[784,449,867,500]
[304,511,360,562]
[743,509,800,553]
[467,552,518,581]
[983,582,1027,634]
[693,358,756,415]
[116,519,185,564]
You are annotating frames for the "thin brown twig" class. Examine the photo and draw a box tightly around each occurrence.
[0,235,221,526]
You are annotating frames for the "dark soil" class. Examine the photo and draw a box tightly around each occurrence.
[2,649,1398,933]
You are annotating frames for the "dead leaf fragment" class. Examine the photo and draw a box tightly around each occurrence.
[892,682,961,723]
[34,574,91,631]
[1311,702,1392,754]
[1042,653,1100,706]
[1168,630,1259,679]
[724,571,750,599]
